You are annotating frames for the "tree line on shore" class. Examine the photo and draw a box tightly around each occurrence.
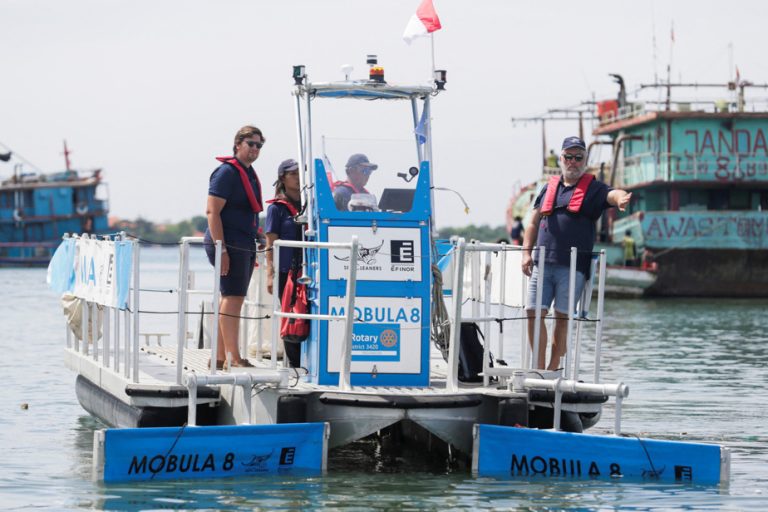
[113,216,509,245]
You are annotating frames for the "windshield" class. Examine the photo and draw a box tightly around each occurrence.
[310,98,424,213]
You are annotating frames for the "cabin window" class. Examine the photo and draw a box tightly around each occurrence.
[26,223,43,241]
[729,190,750,210]
[678,189,708,211]
[707,190,729,210]
[644,190,668,211]
[756,191,768,210]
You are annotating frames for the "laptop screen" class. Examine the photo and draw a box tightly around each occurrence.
[378,188,416,212]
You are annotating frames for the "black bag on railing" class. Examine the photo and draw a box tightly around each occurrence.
[458,322,493,383]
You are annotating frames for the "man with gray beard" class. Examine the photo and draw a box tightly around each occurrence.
[521,136,631,370]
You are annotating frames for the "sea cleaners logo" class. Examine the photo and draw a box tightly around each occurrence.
[333,240,384,265]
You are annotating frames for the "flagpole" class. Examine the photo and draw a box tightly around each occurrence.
[430,33,436,78]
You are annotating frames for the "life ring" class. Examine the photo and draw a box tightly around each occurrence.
[12,208,22,222]
[75,202,88,215]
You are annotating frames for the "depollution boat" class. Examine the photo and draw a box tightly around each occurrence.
[50,57,729,484]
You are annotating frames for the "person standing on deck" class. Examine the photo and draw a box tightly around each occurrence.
[546,149,558,169]
[265,158,304,368]
[333,153,378,211]
[510,216,524,245]
[204,125,265,368]
[521,136,632,370]
[623,229,637,267]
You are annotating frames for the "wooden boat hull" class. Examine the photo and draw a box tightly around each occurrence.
[646,249,768,297]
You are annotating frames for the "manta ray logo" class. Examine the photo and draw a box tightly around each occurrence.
[333,240,384,265]
[241,448,274,469]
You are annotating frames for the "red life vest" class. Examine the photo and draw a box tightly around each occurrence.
[540,173,595,216]
[215,156,263,214]
[266,197,301,216]
[280,269,309,343]
[332,180,368,195]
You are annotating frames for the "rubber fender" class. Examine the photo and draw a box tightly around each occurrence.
[497,397,529,427]
[527,406,584,433]
[579,411,601,430]
[276,395,307,424]
[560,411,583,433]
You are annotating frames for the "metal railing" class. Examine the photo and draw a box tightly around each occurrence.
[598,103,646,125]
[446,238,609,388]
[510,373,629,434]
[64,234,361,391]
[447,237,625,432]
[183,370,289,426]
[271,237,360,391]
[64,233,142,384]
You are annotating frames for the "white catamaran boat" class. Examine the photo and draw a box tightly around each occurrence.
[50,57,729,484]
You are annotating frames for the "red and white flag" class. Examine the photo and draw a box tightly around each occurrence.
[402,0,442,44]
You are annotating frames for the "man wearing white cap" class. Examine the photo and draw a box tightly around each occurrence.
[333,153,378,211]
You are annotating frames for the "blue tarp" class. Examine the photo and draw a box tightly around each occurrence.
[46,238,76,293]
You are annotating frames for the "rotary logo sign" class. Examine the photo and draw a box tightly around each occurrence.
[379,329,398,348]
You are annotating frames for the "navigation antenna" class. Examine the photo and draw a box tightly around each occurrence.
[651,2,658,84]
[666,20,675,110]
[63,140,72,171]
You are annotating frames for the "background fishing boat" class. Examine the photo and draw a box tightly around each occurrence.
[0,141,109,266]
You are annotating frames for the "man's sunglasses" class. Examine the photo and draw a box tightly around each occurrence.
[245,140,265,149]
[563,154,584,162]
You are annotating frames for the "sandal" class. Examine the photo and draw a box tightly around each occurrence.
[231,359,254,368]
[208,359,225,370]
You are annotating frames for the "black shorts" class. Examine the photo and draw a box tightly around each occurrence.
[204,238,256,296]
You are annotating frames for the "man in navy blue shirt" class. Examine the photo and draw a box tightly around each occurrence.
[204,125,265,368]
[521,136,631,370]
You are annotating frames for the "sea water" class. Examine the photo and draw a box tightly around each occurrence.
[1,247,767,510]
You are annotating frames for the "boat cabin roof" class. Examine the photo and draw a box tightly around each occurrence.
[594,110,768,135]
[305,81,434,100]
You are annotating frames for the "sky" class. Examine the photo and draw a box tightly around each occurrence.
[2,0,767,229]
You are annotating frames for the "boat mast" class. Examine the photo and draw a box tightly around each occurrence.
[63,140,72,171]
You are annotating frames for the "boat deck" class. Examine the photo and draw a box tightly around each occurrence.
[66,340,538,412]
[135,344,509,396]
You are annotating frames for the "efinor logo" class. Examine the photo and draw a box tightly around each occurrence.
[379,329,398,347]
[280,447,296,465]
[390,240,415,263]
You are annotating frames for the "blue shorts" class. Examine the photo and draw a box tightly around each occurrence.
[204,237,256,297]
[526,264,586,315]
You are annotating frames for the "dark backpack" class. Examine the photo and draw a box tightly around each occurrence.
[458,322,493,383]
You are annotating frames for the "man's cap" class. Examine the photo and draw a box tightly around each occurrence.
[277,158,299,176]
[346,153,378,170]
[562,136,586,151]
